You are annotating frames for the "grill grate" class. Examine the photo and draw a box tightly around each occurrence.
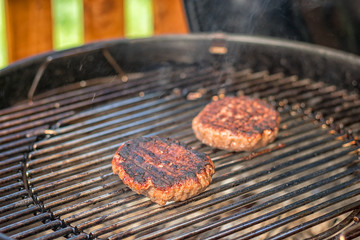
[0,65,359,239]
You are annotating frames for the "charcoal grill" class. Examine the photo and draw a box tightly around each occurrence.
[0,34,360,239]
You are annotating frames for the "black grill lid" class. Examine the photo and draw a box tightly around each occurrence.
[183,0,360,55]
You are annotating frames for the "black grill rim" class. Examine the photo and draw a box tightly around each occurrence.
[1,34,360,109]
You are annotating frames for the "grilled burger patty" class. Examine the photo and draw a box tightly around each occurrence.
[192,96,281,152]
[112,136,215,205]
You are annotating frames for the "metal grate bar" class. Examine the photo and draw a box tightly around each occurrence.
[0,198,34,215]
[0,205,40,224]
[32,164,113,194]
[0,136,36,153]
[331,99,360,118]
[10,219,63,239]
[106,148,358,239]
[41,180,118,209]
[0,107,82,130]
[273,83,335,104]
[30,110,354,236]
[73,195,149,231]
[29,121,191,186]
[231,72,287,96]
[0,124,49,144]
[1,65,360,239]
[143,164,360,240]
[206,173,360,239]
[0,67,248,151]
[0,163,22,176]
[33,226,75,240]
[214,129,336,172]
[240,75,297,97]
[0,189,28,203]
[86,141,355,237]
[311,94,355,113]
[0,76,118,117]
[43,69,258,136]
[30,69,163,101]
[0,212,52,234]
[332,107,360,124]
[310,209,360,240]
[52,186,131,219]
[308,90,348,110]
[213,135,349,182]
[336,222,360,240]
[33,123,193,205]
[0,70,165,121]
[0,145,31,160]
[31,111,308,200]
[55,134,201,220]
[31,96,191,154]
[39,123,195,209]
[0,67,209,143]
[284,84,330,104]
[259,78,321,99]
[27,106,204,174]
[266,200,360,240]
[0,111,75,137]
[339,114,360,127]
[32,165,111,194]
[27,71,288,164]
[0,172,22,185]
[67,233,88,240]
[54,92,165,129]
[0,181,23,194]
[265,79,315,99]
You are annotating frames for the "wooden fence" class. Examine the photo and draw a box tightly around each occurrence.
[4,0,188,63]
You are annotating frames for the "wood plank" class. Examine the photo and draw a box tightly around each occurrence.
[83,0,124,43]
[153,0,188,34]
[5,0,53,63]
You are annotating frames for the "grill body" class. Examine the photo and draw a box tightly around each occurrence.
[0,34,360,239]
[1,34,360,108]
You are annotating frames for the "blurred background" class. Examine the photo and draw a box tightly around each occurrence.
[1,0,360,70]
[0,0,85,68]
[0,0,171,69]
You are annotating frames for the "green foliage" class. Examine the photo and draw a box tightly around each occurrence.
[52,0,84,50]
[125,0,153,38]
[0,0,7,68]
[0,0,153,69]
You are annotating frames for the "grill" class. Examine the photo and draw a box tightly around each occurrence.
[0,35,360,239]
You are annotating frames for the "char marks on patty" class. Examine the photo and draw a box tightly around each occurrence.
[112,136,215,205]
[192,96,281,152]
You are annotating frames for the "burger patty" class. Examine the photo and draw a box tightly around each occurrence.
[192,96,281,152]
[112,136,215,205]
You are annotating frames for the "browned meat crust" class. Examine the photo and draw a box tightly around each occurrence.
[192,96,281,152]
[112,136,215,205]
